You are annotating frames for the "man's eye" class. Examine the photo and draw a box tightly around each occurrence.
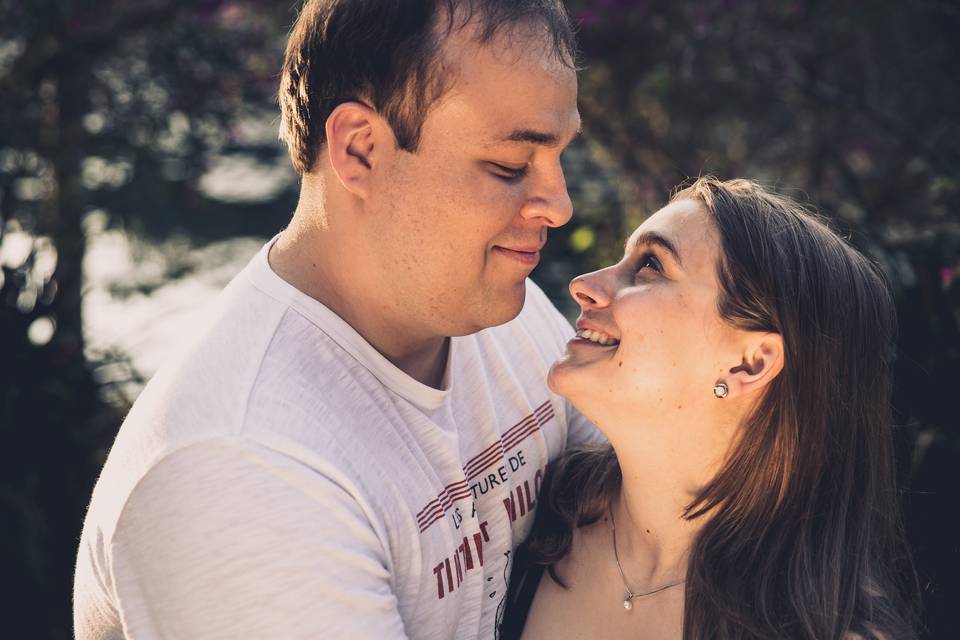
[489,163,529,181]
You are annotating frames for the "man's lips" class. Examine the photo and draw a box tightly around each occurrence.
[493,245,541,267]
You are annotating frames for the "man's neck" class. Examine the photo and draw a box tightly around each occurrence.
[268,214,450,389]
[392,337,451,390]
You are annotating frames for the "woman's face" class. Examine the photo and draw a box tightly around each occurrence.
[549,199,744,435]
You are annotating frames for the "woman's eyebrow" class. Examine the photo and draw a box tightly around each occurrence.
[626,231,683,267]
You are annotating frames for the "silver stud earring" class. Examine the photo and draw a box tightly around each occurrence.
[713,382,729,399]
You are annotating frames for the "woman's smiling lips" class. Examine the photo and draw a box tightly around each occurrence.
[493,244,542,267]
[572,320,620,347]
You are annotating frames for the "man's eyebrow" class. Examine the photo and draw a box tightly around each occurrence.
[500,124,582,148]
[627,231,684,267]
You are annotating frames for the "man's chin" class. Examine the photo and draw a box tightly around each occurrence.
[486,282,527,327]
[453,283,526,334]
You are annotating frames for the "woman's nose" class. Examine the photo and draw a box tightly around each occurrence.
[569,268,613,309]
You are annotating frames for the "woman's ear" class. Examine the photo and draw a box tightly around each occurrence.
[723,332,785,399]
[324,101,388,199]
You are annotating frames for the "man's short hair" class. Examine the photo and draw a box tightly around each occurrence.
[278,0,578,175]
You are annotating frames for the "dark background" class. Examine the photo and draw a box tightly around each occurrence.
[2,1,957,637]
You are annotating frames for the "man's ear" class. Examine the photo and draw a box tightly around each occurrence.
[723,332,785,399]
[324,101,388,199]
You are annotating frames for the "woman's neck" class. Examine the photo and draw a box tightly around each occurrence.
[607,441,711,589]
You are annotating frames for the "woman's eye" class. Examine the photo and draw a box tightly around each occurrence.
[635,253,662,277]
[489,163,529,181]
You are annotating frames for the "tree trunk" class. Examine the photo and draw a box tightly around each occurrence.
[48,56,89,366]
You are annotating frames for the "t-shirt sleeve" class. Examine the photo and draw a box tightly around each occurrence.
[524,279,606,448]
[109,437,409,639]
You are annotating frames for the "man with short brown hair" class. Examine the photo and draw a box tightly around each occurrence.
[74,2,599,638]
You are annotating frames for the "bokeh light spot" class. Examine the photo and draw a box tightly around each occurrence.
[569,226,596,253]
[27,316,56,346]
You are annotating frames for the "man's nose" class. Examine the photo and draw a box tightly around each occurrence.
[519,164,573,228]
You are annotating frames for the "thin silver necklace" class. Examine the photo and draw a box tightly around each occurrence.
[609,506,686,611]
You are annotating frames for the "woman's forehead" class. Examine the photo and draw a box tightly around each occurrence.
[632,199,717,257]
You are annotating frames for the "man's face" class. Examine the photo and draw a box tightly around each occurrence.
[365,24,580,337]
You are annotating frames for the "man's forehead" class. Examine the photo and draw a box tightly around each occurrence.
[437,16,575,92]
[438,64,580,148]
[426,19,579,147]
[437,10,570,68]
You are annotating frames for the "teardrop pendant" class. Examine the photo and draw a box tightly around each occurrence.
[623,598,633,611]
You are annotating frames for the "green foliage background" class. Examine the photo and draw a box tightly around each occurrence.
[1,1,957,637]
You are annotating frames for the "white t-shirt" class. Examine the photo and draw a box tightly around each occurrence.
[73,237,600,640]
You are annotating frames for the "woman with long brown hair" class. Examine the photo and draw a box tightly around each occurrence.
[500,177,919,639]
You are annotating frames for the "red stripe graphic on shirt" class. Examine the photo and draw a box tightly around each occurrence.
[414,480,471,529]
[416,400,555,533]
[463,411,549,481]
[462,403,552,479]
